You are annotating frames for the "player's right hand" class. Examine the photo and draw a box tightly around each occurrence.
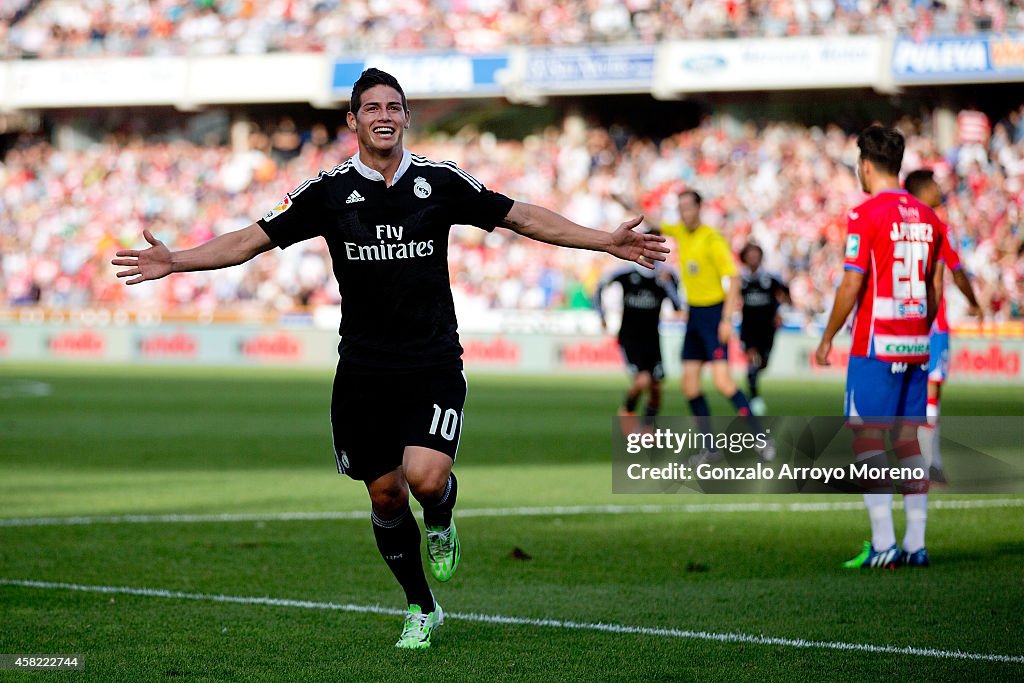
[111,230,173,285]
[814,339,832,366]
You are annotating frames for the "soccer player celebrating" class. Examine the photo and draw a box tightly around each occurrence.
[595,258,683,425]
[111,68,668,648]
[738,243,790,416]
[904,169,983,483]
[815,126,948,569]
[658,191,770,461]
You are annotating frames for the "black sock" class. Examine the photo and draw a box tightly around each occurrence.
[688,394,711,434]
[422,472,458,529]
[730,390,764,434]
[624,392,640,413]
[643,400,660,426]
[747,368,759,399]
[371,507,434,612]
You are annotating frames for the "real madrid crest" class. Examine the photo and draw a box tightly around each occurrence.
[413,176,432,199]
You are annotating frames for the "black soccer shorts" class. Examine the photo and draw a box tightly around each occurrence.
[740,326,777,368]
[619,336,665,381]
[329,366,467,483]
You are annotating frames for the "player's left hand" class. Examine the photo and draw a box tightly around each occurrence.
[814,339,832,366]
[608,216,669,269]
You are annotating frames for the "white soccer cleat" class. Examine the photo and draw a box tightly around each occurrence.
[749,396,767,416]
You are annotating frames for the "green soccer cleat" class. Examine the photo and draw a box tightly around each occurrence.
[395,602,444,649]
[842,540,899,569]
[426,520,460,582]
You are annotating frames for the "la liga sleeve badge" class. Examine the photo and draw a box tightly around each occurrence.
[263,195,292,222]
[845,234,860,259]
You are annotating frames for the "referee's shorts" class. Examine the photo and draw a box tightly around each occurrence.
[682,303,728,362]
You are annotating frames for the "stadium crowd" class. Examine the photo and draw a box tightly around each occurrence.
[1,105,1022,327]
[2,0,1021,59]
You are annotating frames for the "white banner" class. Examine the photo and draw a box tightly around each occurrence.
[2,54,330,109]
[654,36,885,95]
[187,54,331,105]
[6,58,188,107]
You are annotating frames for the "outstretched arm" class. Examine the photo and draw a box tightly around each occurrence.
[500,201,669,269]
[112,224,274,285]
[814,269,864,365]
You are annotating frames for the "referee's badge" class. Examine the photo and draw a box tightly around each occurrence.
[413,177,432,199]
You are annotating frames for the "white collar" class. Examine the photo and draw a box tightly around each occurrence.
[351,149,412,185]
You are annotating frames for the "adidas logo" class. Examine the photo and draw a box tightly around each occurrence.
[346,190,365,204]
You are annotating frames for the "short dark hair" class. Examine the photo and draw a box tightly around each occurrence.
[350,68,407,114]
[857,125,904,177]
[679,189,702,206]
[904,169,936,199]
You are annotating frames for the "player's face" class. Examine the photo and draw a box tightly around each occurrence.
[919,180,943,209]
[347,85,410,156]
[677,194,700,228]
[743,249,762,270]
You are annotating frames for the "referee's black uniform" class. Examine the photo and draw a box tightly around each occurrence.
[258,150,513,482]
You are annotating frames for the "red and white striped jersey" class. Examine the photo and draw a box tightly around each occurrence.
[843,190,946,363]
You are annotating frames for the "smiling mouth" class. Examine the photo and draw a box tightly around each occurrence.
[372,126,396,137]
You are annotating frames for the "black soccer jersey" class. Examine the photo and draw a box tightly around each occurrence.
[740,269,788,329]
[595,265,682,342]
[257,151,514,372]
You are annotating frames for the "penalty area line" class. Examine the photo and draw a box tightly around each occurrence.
[0,578,1021,664]
[1,498,1023,527]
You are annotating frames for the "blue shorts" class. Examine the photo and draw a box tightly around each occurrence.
[845,356,928,427]
[928,331,950,383]
[682,303,727,362]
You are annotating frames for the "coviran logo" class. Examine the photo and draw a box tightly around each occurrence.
[139,333,198,357]
[48,330,106,356]
[883,342,929,354]
[560,337,622,368]
[240,332,302,360]
[462,337,521,365]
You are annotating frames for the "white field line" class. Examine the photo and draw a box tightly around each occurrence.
[1,498,1022,528]
[0,578,1021,664]
[0,380,51,399]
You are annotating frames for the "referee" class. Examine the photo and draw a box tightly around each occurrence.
[659,191,771,460]
[112,68,668,649]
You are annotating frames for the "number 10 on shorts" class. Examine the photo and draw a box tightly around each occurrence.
[429,404,460,441]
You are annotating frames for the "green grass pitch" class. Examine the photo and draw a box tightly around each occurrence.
[0,363,1022,682]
